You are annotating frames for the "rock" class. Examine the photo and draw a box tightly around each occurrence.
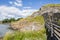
[10,4,60,31]
[11,21,44,31]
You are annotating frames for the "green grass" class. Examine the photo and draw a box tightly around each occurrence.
[3,28,46,40]
[4,16,46,40]
[41,4,60,9]
[44,4,60,7]
[58,19,60,25]
[11,16,44,27]
[25,16,45,25]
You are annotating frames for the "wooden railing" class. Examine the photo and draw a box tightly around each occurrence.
[46,22,60,40]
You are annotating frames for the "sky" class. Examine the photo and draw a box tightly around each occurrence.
[0,0,60,20]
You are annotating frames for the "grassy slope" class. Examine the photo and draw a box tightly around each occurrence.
[11,16,45,30]
[3,30,46,40]
[25,16,44,24]
[3,16,46,40]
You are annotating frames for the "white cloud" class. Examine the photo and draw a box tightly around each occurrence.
[9,1,13,4]
[22,9,37,16]
[9,0,22,6]
[16,0,22,3]
[0,6,37,20]
[14,2,22,6]
[23,7,32,9]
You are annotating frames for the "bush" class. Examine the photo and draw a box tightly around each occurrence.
[2,18,23,23]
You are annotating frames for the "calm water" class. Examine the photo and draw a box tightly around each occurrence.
[0,24,12,37]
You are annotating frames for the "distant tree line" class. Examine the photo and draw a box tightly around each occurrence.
[2,18,23,23]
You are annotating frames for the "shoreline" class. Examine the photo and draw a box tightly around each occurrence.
[0,37,3,40]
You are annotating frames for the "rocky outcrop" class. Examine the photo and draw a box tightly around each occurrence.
[11,16,44,31]
[11,23,44,32]
[32,4,60,16]
[10,4,60,31]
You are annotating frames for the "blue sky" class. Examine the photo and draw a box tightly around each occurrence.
[0,0,60,20]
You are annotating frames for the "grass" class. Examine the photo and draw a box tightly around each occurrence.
[3,28,46,40]
[41,4,60,9]
[11,16,45,30]
[58,19,60,25]
[4,16,47,40]
[20,16,45,25]
[44,4,60,7]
